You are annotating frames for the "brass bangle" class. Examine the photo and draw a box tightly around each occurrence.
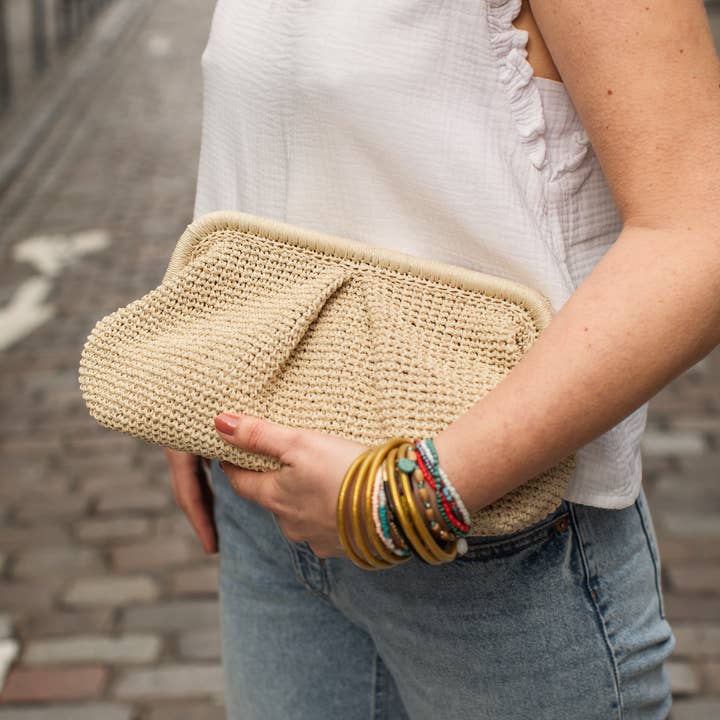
[349,446,385,568]
[337,437,449,570]
[350,449,389,569]
[336,448,376,570]
[395,447,457,564]
[351,440,405,569]
[384,444,444,565]
[363,449,406,566]
[394,441,454,563]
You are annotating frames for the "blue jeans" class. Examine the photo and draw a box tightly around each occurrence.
[209,459,676,719]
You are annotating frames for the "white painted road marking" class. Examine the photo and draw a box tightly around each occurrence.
[0,230,111,351]
[13,230,110,276]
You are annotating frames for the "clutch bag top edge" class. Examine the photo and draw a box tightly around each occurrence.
[163,210,554,332]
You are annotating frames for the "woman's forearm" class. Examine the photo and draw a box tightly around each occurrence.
[433,222,720,515]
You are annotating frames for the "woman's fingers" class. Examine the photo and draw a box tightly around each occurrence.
[164,448,218,555]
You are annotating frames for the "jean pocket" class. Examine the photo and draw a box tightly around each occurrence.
[454,502,571,562]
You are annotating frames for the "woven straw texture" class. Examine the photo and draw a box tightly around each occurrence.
[78,210,575,536]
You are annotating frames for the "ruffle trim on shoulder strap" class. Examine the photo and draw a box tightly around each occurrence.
[549,128,591,183]
[487,0,547,170]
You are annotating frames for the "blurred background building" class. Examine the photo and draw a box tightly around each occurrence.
[0,2,718,719]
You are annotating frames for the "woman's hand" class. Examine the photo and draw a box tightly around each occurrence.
[164,448,218,554]
[214,412,369,558]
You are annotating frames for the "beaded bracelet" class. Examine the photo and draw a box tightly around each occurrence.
[397,445,454,544]
[403,439,470,556]
[373,466,410,557]
[414,440,469,529]
[336,436,471,569]
[363,444,401,565]
[384,444,446,565]
[392,445,457,564]
[418,438,472,527]
[382,478,415,556]
[412,466,454,543]
[372,467,391,549]
[402,440,468,537]
[413,439,471,536]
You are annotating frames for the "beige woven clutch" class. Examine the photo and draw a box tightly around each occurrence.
[78,210,575,536]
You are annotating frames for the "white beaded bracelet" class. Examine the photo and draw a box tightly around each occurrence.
[415,438,472,528]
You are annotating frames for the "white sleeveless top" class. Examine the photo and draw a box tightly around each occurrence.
[193,0,647,509]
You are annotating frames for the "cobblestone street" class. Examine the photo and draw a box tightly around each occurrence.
[0,1,718,718]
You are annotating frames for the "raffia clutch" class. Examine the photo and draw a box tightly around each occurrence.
[78,210,575,536]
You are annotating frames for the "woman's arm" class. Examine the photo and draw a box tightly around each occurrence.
[433,0,720,513]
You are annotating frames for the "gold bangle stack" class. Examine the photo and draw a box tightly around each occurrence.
[336,436,460,570]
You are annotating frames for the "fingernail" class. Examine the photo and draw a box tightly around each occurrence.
[215,413,239,434]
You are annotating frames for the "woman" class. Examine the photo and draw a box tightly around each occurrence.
[164,1,720,717]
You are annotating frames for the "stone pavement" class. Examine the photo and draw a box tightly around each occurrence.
[642,351,720,719]
[0,1,223,718]
[0,1,718,718]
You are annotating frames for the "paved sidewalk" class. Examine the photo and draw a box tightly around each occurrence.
[0,2,718,718]
[0,2,222,718]
[642,351,720,720]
